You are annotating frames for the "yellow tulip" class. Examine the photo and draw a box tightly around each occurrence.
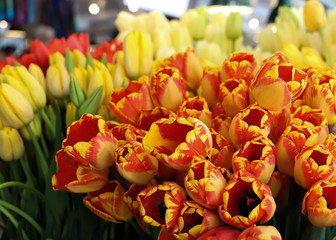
[87,62,113,104]
[123,31,153,80]
[28,63,46,92]
[115,11,135,33]
[0,83,34,129]
[0,127,24,161]
[49,51,65,65]
[20,114,42,140]
[226,11,243,41]
[3,65,46,111]
[71,66,88,95]
[71,49,86,67]
[195,40,223,66]
[46,62,70,98]
[108,63,127,89]
[170,20,193,52]
[65,102,77,128]
[304,0,327,32]
[180,6,208,40]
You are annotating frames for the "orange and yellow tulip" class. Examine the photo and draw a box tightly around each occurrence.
[142,116,212,171]
[198,227,241,240]
[228,104,271,149]
[294,144,336,189]
[137,181,187,230]
[302,180,336,227]
[83,180,132,223]
[52,149,109,193]
[184,158,227,209]
[62,114,118,170]
[109,76,154,126]
[218,170,276,229]
[115,141,158,185]
[250,53,308,111]
[198,66,221,109]
[237,225,282,240]
[150,66,186,112]
[232,136,276,184]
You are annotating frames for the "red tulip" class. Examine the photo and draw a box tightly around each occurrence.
[198,226,241,240]
[237,225,282,240]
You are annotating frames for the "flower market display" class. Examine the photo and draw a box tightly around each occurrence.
[1,0,336,239]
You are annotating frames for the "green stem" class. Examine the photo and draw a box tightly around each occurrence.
[0,181,61,237]
[19,154,35,186]
[40,109,56,139]
[9,161,21,182]
[0,205,29,240]
[26,124,48,181]
[39,135,49,159]
[0,199,43,235]
[318,27,332,68]
[232,38,236,53]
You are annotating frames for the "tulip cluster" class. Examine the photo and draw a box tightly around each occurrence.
[49,44,336,239]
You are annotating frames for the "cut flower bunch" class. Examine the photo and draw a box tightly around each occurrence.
[1,0,336,239]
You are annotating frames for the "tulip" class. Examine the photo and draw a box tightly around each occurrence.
[301,47,327,68]
[184,158,227,209]
[198,227,241,240]
[108,122,146,145]
[65,102,77,128]
[250,52,308,111]
[212,110,232,144]
[115,141,158,185]
[172,201,223,240]
[83,180,132,223]
[237,225,282,240]
[228,103,271,149]
[138,106,172,131]
[0,127,24,161]
[267,106,291,143]
[303,70,336,124]
[0,83,34,129]
[20,114,42,141]
[46,62,71,99]
[150,67,186,112]
[123,31,153,80]
[304,0,327,32]
[198,66,221,109]
[71,49,86,67]
[109,76,154,126]
[28,63,46,92]
[71,66,88,95]
[209,128,235,169]
[177,96,212,128]
[294,144,336,189]
[30,39,50,71]
[52,149,109,193]
[226,11,243,53]
[161,48,203,92]
[195,40,223,66]
[169,20,193,52]
[49,51,65,65]
[62,114,118,170]
[276,125,309,177]
[87,62,113,105]
[221,52,258,86]
[218,78,249,118]
[180,6,208,40]
[142,116,212,171]
[115,11,136,32]
[232,136,276,184]
[137,181,187,229]
[2,65,46,111]
[218,170,276,229]
[108,62,127,89]
[302,180,336,227]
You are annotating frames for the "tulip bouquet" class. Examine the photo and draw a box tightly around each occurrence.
[1,0,336,240]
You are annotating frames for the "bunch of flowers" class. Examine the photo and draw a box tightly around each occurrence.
[0,0,336,239]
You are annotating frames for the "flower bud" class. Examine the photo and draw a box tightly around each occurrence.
[28,63,46,92]
[0,83,34,129]
[304,0,327,32]
[0,127,24,161]
[46,62,70,99]
[226,11,243,40]
[20,114,42,141]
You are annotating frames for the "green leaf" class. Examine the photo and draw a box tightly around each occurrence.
[65,48,74,73]
[69,76,86,108]
[85,53,94,68]
[77,86,103,119]
[100,53,108,66]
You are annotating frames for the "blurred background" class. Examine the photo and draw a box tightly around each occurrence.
[0,0,335,59]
